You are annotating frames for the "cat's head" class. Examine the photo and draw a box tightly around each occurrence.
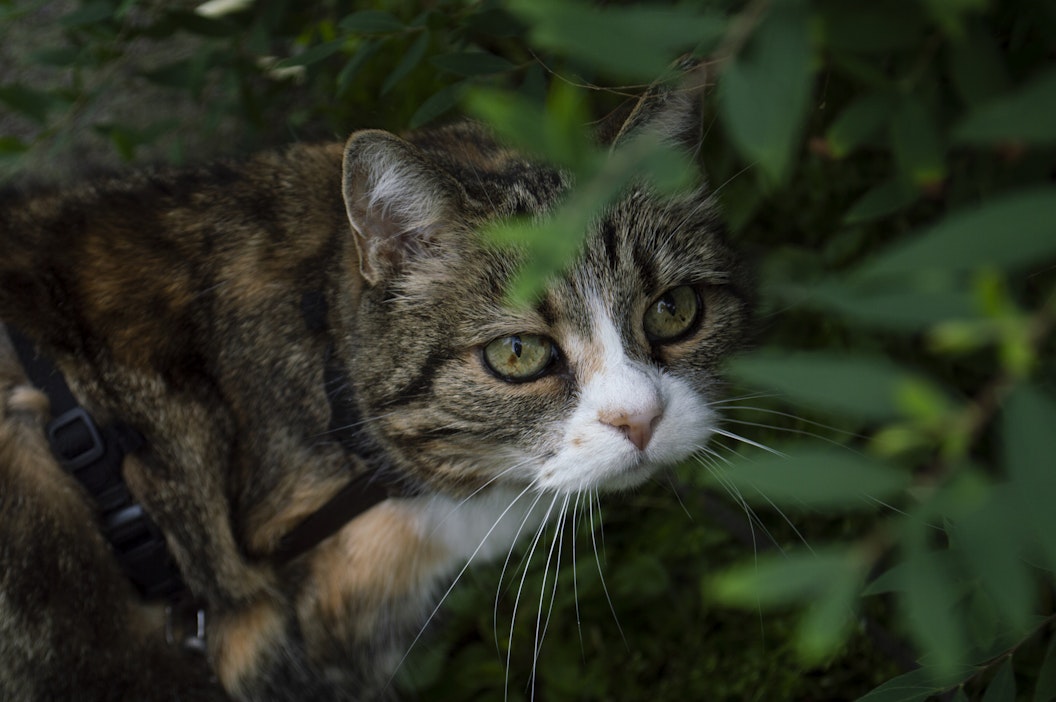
[338,69,751,496]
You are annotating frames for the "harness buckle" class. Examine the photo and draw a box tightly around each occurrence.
[47,407,105,470]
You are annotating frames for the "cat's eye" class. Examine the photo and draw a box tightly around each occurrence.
[643,285,702,343]
[482,334,556,382]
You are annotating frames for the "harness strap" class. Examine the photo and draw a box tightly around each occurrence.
[6,290,399,597]
[6,326,185,599]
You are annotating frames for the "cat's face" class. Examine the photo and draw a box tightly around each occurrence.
[339,84,748,497]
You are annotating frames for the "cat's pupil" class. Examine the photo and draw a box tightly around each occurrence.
[511,336,523,357]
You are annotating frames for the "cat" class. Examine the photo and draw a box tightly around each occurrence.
[0,65,750,701]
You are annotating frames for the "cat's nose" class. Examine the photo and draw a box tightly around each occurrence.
[599,408,662,451]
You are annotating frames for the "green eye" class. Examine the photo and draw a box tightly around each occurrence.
[643,285,701,343]
[482,334,555,382]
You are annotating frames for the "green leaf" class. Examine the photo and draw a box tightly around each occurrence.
[787,281,976,331]
[719,1,813,185]
[797,560,861,661]
[0,84,65,124]
[825,92,896,158]
[409,81,468,129]
[60,1,115,28]
[337,39,383,94]
[0,136,27,156]
[381,30,430,95]
[710,446,909,510]
[903,520,968,677]
[30,47,81,67]
[339,10,404,33]
[955,68,1056,145]
[277,39,345,68]
[854,188,1056,281]
[1034,635,1056,702]
[889,98,946,188]
[843,178,919,224]
[1004,385,1056,573]
[431,51,514,77]
[981,658,1016,702]
[855,667,956,702]
[509,0,725,80]
[946,24,1009,107]
[951,487,1033,635]
[729,352,942,422]
[709,549,860,608]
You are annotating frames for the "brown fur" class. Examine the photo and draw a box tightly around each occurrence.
[0,64,750,701]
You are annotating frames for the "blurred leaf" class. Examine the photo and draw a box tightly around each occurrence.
[856,667,957,702]
[463,7,524,37]
[382,30,430,95]
[719,1,813,185]
[952,488,1033,635]
[277,38,345,68]
[509,0,725,80]
[613,554,669,599]
[854,188,1056,281]
[1035,635,1056,702]
[981,658,1015,702]
[819,1,927,54]
[955,68,1056,145]
[843,178,919,224]
[0,136,28,156]
[337,39,383,93]
[60,1,114,28]
[787,281,977,331]
[710,549,860,607]
[710,445,909,510]
[903,519,968,677]
[30,47,81,67]
[0,83,65,124]
[890,97,946,188]
[946,24,1009,107]
[431,51,515,77]
[1004,384,1056,573]
[825,92,896,157]
[409,81,469,129]
[797,557,861,660]
[339,9,403,33]
[729,352,943,422]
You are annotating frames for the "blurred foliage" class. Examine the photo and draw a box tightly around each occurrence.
[2,0,1056,700]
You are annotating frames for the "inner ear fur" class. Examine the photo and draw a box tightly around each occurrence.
[341,130,463,286]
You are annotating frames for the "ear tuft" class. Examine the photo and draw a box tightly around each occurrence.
[609,58,709,152]
[342,131,460,286]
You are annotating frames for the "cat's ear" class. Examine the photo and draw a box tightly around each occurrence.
[607,57,709,153]
[341,130,460,286]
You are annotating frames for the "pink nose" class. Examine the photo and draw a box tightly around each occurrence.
[599,409,662,451]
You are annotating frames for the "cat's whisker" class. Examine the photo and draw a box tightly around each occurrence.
[570,491,586,659]
[588,490,628,650]
[387,482,537,687]
[493,486,551,654]
[505,492,561,702]
[694,448,777,556]
[529,493,570,700]
[710,426,786,457]
[537,495,571,660]
[426,459,534,539]
[695,447,814,554]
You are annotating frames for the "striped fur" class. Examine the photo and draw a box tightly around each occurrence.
[0,67,750,701]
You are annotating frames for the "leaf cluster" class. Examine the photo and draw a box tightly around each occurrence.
[3,0,1056,700]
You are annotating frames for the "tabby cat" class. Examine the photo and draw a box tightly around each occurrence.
[0,67,749,701]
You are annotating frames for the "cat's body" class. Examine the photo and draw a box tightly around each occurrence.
[0,72,749,701]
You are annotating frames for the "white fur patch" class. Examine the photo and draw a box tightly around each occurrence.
[533,294,714,492]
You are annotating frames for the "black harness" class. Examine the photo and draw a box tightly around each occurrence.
[6,294,395,617]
